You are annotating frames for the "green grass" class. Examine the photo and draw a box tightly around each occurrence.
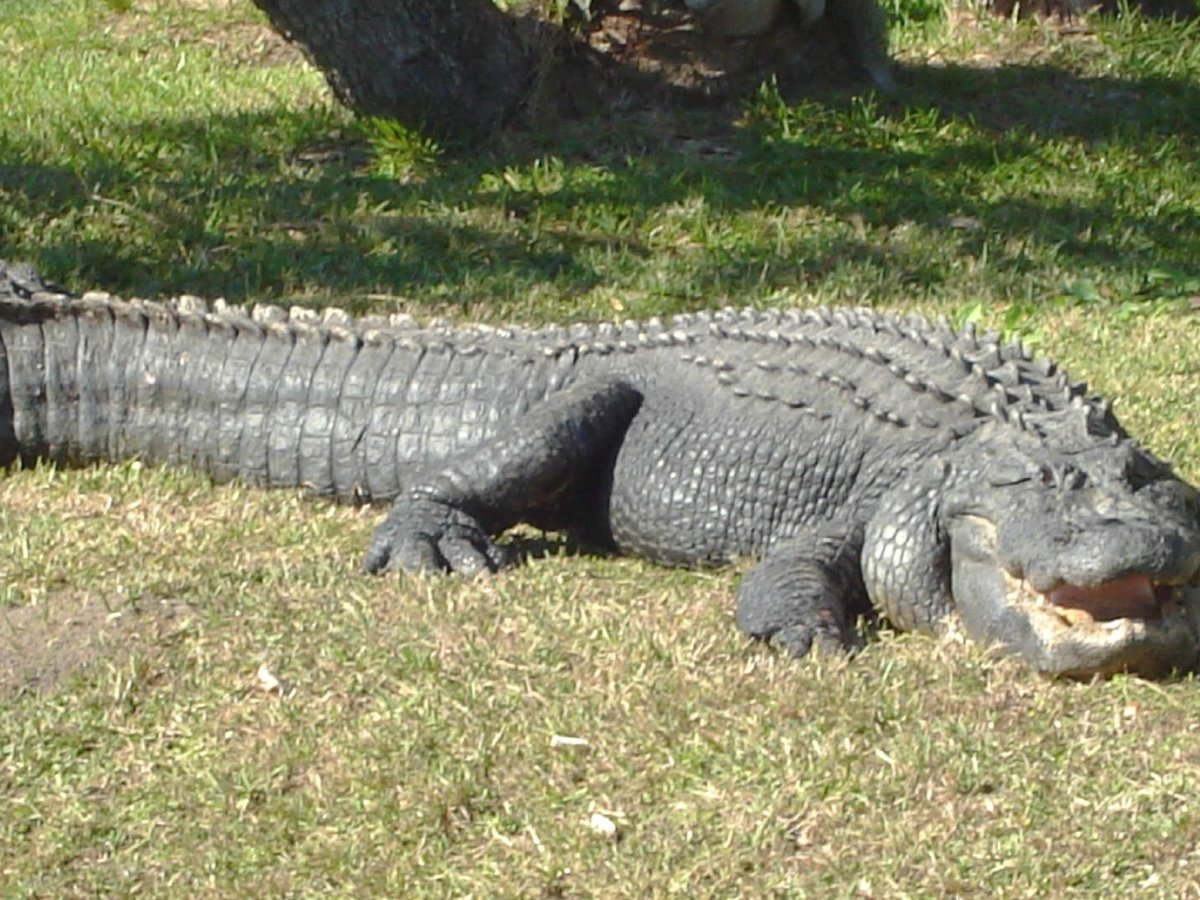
[3,0,1197,318]
[3,0,1200,894]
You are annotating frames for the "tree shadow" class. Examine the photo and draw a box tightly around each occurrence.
[3,50,1197,310]
[0,115,622,308]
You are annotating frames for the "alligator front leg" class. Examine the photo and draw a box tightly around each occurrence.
[861,471,955,634]
[364,378,643,575]
[735,524,872,658]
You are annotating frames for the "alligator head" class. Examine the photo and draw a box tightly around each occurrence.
[943,422,1200,678]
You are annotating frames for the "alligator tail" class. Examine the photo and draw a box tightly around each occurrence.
[0,288,527,504]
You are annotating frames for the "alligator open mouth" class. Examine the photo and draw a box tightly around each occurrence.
[946,514,1200,677]
[1004,572,1200,676]
[1027,574,1180,626]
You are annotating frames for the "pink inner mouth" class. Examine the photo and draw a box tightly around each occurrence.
[1046,575,1166,622]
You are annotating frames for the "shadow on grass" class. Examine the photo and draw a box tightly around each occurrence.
[2,58,1197,310]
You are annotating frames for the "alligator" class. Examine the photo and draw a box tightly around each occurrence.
[2,260,1198,678]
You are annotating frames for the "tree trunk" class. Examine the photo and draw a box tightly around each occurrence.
[250,0,537,141]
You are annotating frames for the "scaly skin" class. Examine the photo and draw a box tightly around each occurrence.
[3,261,1198,677]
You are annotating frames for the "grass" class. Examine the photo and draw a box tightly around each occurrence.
[2,0,1200,895]
[3,0,1197,318]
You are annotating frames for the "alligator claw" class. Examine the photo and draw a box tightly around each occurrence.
[365,496,509,576]
[770,621,865,659]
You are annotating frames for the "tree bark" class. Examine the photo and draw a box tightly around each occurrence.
[250,0,536,140]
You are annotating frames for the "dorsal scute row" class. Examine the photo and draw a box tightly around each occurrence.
[2,291,1113,441]
[0,290,982,355]
[671,305,1110,441]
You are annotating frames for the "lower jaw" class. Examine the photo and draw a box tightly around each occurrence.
[1001,575,1200,678]
[1024,600,1198,678]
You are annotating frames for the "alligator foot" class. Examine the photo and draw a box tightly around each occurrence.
[364,495,512,575]
[364,378,645,578]
[735,526,871,658]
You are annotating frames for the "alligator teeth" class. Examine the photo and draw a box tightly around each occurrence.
[1046,575,1160,622]
[1054,606,1097,628]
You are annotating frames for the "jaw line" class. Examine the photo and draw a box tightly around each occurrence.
[949,515,1200,677]
[1007,572,1183,643]
[997,572,1200,677]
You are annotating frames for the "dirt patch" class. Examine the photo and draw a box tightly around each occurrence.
[193,19,307,68]
[195,21,304,68]
[116,1,307,69]
[579,3,866,98]
[0,593,194,696]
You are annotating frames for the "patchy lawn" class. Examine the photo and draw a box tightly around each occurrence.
[2,0,1199,894]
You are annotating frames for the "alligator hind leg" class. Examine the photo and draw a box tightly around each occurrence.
[736,524,872,658]
[365,378,643,576]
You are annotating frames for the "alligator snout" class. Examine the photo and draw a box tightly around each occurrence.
[948,514,1200,678]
